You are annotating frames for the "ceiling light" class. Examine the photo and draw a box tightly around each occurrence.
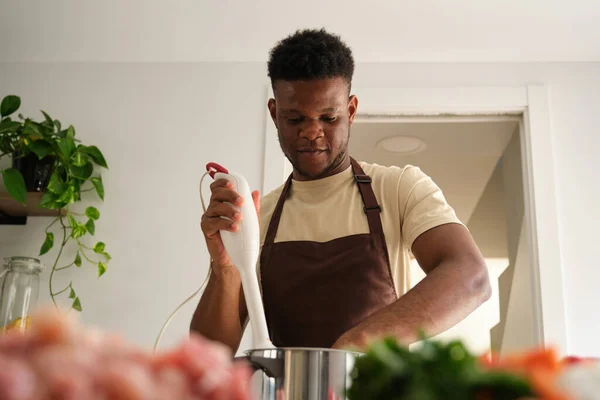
[376,136,427,155]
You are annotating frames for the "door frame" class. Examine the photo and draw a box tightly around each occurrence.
[261,85,568,354]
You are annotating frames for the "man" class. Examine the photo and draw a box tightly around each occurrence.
[191,29,491,353]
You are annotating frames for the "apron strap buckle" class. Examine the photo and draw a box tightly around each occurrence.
[363,205,382,213]
[354,174,372,184]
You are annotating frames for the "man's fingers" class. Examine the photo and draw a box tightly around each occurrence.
[201,215,239,236]
[210,187,243,206]
[204,202,242,222]
[209,179,234,191]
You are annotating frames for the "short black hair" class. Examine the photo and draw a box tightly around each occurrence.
[267,28,354,90]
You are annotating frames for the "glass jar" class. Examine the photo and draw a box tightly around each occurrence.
[0,256,43,333]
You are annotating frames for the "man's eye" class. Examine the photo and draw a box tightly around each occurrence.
[322,116,337,123]
[288,117,304,124]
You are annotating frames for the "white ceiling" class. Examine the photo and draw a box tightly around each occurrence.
[349,120,517,224]
[1,0,599,62]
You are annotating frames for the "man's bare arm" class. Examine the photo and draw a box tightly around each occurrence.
[332,223,491,350]
[190,265,248,353]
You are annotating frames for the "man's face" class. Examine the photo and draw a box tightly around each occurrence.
[268,77,358,181]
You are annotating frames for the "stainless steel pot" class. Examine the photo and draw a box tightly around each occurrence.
[240,347,360,400]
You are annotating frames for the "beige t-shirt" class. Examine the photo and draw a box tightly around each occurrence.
[258,161,463,297]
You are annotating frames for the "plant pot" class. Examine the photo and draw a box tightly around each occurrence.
[12,152,55,192]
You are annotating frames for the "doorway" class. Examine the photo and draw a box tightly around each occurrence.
[350,116,533,355]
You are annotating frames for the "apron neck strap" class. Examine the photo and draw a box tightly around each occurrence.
[263,158,384,246]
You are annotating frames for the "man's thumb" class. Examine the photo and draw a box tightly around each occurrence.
[251,190,261,216]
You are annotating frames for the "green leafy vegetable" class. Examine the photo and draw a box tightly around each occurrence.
[348,336,533,400]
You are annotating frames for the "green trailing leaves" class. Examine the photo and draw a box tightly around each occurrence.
[40,110,54,128]
[57,185,76,205]
[39,232,54,255]
[1,94,110,317]
[69,161,93,180]
[98,262,107,277]
[72,297,82,312]
[69,215,87,239]
[85,219,95,235]
[85,206,100,220]
[57,137,76,160]
[66,125,75,139]
[1,95,20,118]
[2,168,27,205]
[67,284,81,312]
[74,252,82,267]
[0,120,21,133]
[91,176,104,200]
[38,190,67,210]
[71,225,87,239]
[22,120,42,137]
[28,140,53,159]
[39,191,58,208]
[47,172,67,195]
[71,150,89,167]
[80,145,108,168]
[93,242,105,253]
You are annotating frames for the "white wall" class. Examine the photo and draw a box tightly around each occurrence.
[0,63,267,352]
[467,158,508,259]
[1,62,599,357]
[500,127,537,354]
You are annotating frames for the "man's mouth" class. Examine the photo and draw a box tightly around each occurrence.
[297,148,326,153]
[297,149,326,158]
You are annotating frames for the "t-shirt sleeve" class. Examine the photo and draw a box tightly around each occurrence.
[398,166,464,249]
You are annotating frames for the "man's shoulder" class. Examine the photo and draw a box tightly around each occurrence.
[259,184,284,223]
[357,160,425,185]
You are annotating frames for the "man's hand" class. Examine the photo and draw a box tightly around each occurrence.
[191,181,260,353]
[200,178,260,270]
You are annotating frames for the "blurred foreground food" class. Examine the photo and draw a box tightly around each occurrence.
[0,309,253,400]
[348,336,599,400]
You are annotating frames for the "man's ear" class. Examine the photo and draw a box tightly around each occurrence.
[348,95,358,125]
[268,98,278,129]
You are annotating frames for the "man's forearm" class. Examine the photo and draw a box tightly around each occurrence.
[190,265,244,353]
[336,258,491,349]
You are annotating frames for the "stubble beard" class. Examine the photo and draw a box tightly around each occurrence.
[277,125,351,181]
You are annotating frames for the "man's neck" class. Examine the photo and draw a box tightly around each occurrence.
[293,155,352,181]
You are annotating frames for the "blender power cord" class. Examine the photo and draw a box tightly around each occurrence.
[153,171,214,352]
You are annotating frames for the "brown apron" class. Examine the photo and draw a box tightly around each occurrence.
[259,158,398,348]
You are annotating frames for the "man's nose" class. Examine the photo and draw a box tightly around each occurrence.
[299,119,324,141]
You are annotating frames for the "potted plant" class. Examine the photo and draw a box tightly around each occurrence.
[0,94,111,313]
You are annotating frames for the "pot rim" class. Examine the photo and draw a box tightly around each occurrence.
[244,347,364,356]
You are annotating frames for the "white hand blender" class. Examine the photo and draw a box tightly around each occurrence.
[206,162,275,350]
